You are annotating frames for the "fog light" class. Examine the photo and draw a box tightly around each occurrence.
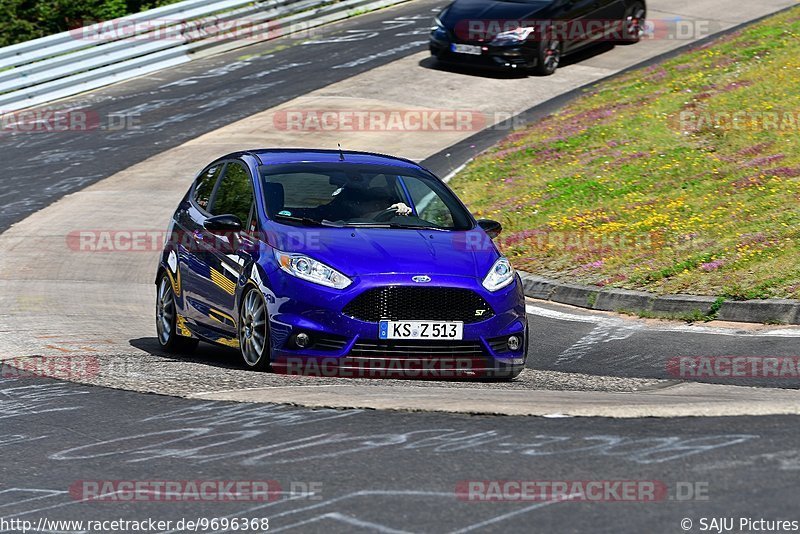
[507,335,521,351]
[295,333,310,348]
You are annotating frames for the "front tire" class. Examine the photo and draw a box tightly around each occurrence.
[156,273,198,353]
[533,37,561,76]
[239,287,271,371]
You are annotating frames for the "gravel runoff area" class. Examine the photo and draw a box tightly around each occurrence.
[0,347,668,398]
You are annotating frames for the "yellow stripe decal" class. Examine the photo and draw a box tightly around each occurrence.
[176,314,192,337]
[166,268,181,297]
[208,308,236,325]
[210,268,236,295]
[216,336,240,348]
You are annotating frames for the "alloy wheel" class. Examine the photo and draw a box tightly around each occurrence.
[625,5,646,41]
[156,276,175,346]
[544,40,561,72]
[239,289,269,368]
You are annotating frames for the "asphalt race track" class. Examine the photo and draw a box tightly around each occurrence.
[0,0,446,232]
[1,377,800,533]
[2,0,800,531]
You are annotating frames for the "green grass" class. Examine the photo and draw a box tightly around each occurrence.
[450,7,800,299]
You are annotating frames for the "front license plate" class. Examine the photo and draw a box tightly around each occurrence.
[379,321,464,340]
[451,43,482,55]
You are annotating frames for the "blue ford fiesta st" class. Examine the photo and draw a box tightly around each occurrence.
[155,149,528,378]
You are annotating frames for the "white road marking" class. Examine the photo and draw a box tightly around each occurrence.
[332,41,428,69]
[554,324,636,365]
[264,490,579,534]
[450,494,582,534]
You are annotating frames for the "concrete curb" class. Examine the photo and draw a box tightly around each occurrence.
[519,271,800,325]
[189,381,800,418]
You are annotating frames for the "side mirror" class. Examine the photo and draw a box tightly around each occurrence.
[477,219,502,239]
[204,214,243,234]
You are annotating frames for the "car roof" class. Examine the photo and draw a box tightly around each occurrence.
[242,148,423,170]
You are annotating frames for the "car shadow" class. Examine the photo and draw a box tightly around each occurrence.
[418,56,527,79]
[129,337,242,370]
[128,338,523,382]
[419,41,617,78]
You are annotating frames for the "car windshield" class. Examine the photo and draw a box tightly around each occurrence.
[259,163,474,230]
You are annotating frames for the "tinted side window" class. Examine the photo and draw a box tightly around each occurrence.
[211,162,253,223]
[193,164,221,211]
[402,176,455,228]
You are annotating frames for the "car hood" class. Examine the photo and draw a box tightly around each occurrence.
[274,227,500,279]
[441,0,553,31]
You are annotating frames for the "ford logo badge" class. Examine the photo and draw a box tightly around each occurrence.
[412,275,431,283]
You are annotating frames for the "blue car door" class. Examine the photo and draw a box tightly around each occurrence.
[202,160,258,335]
[177,162,226,328]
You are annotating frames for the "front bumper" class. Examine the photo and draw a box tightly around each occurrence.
[264,271,528,378]
[429,36,538,70]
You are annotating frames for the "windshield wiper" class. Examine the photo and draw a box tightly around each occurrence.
[386,222,447,231]
[338,222,392,228]
[272,214,338,227]
[315,220,449,230]
[339,222,448,231]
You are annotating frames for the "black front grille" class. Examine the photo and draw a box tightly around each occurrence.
[488,337,509,353]
[343,339,488,370]
[349,340,486,359]
[342,286,494,324]
[313,335,348,351]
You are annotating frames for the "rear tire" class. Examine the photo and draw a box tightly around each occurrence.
[156,273,198,353]
[619,2,646,44]
[239,287,271,371]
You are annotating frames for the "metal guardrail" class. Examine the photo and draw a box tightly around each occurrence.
[0,0,409,112]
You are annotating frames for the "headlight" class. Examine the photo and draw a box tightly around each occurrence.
[274,250,352,289]
[490,26,535,46]
[431,17,447,38]
[482,257,515,292]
